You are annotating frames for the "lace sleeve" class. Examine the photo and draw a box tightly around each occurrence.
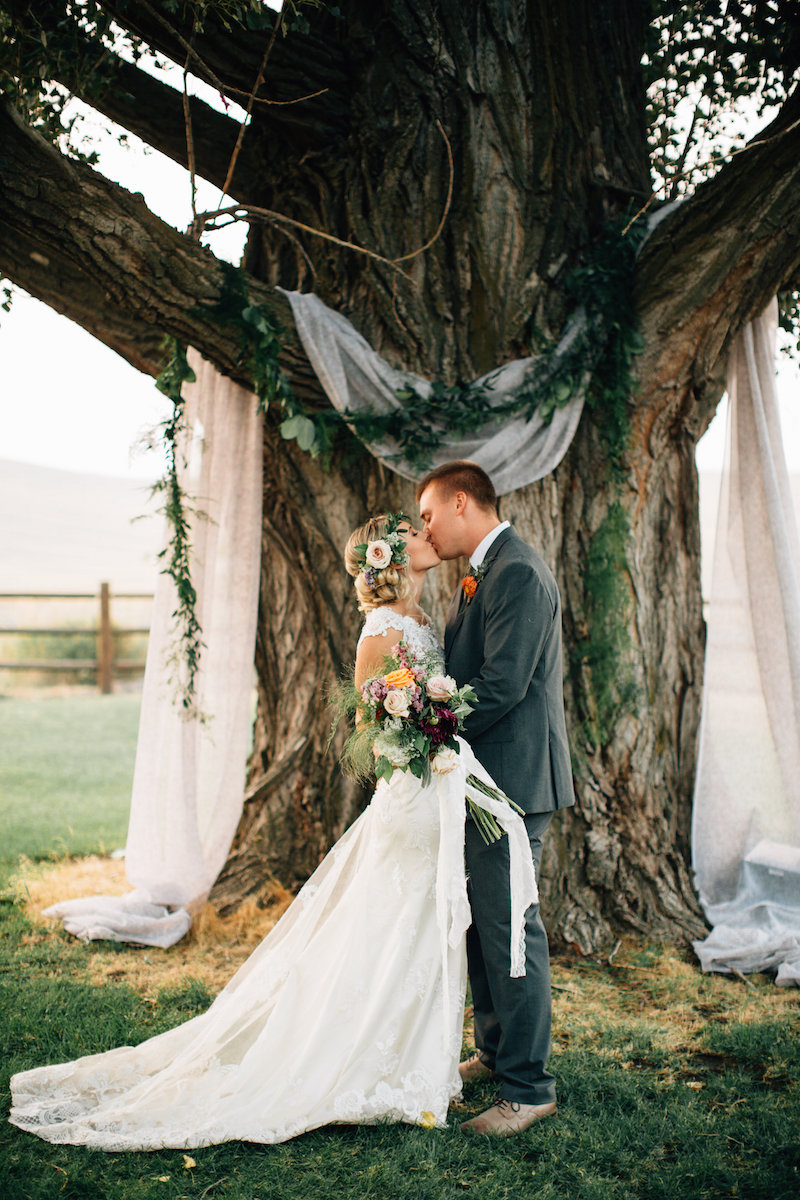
[357,608,408,648]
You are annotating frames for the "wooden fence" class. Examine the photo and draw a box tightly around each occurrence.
[0,584,153,693]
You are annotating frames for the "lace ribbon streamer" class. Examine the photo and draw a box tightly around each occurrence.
[435,737,538,1040]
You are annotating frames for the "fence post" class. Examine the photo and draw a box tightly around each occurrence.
[98,582,113,694]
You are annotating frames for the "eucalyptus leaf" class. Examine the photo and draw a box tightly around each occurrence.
[375,756,393,782]
[280,415,318,453]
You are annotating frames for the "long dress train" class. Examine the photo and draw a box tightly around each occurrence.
[9,612,535,1150]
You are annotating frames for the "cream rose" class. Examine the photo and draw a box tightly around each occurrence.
[365,539,393,569]
[383,688,411,718]
[431,745,460,774]
[426,674,456,702]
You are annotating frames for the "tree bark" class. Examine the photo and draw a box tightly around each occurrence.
[3,1,798,949]
[637,82,800,423]
[56,53,263,200]
[99,0,350,149]
[0,99,317,392]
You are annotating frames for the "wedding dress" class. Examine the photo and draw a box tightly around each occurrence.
[9,611,535,1151]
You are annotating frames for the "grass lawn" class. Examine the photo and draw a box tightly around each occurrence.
[0,692,798,1200]
[0,691,139,863]
[2,913,798,1200]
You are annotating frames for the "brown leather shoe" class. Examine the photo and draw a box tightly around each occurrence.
[458,1053,495,1083]
[460,1098,557,1136]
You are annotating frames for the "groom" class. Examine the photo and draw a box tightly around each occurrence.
[417,460,575,1136]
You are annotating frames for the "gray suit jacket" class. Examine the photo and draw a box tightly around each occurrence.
[444,526,575,814]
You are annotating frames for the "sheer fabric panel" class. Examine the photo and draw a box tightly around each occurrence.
[692,300,800,986]
[44,352,263,947]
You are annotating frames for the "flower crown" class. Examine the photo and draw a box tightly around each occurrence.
[352,512,410,590]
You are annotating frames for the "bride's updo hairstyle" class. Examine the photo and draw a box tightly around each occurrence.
[344,515,413,613]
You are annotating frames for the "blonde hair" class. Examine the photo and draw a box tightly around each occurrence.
[344,515,413,613]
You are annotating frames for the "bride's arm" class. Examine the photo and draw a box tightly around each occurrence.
[354,631,400,689]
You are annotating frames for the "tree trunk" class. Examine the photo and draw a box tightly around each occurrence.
[4,0,799,949]
[210,0,708,945]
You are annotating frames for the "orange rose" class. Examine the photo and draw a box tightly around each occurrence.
[462,576,478,598]
[383,667,416,689]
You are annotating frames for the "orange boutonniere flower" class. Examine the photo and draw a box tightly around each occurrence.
[461,562,488,603]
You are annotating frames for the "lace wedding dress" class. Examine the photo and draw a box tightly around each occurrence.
[9,611,535,1151]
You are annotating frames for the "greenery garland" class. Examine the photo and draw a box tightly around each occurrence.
[157,221,646,723]
[285,220,646,475]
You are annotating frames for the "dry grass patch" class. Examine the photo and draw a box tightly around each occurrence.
[549,942,800,1071]
[13,853,129,910]
[8,855,798,1049]
[9,854,294,994]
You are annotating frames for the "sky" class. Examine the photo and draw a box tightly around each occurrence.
[1,69,798,482]
[1,92,248,481]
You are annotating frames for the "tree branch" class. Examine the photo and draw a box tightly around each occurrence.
[0,99,319,398]
[53,54,263,201]
[636,85,800,424]
[99,0,349,148]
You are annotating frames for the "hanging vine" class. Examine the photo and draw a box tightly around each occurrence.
[563,220,648,747]
[152,339,206,715]
[573,500,640,750]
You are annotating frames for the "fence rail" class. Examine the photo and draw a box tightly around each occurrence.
[0,584,153,693]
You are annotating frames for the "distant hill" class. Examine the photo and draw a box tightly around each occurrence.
[0,459,164,592]
[1,458,797,600]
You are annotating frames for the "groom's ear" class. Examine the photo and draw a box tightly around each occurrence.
[453,490,468,516]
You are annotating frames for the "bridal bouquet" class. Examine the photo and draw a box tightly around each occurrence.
[340,640,523,844]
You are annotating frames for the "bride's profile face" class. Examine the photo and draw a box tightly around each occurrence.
[399,523,441,573]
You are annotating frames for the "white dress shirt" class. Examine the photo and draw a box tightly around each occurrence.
[470,521,511,569]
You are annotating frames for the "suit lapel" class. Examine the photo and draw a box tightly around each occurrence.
[444,528,517,658]
[482,525,516,567]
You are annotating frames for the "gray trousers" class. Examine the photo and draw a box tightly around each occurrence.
[464,810,556,1105]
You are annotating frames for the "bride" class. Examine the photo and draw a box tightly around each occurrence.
[9,514,534,1151]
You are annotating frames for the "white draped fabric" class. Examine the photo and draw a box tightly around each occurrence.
[692,300,800,986]
[44,351,263,948]
[282,290,585,496]
[431,736,538,1044]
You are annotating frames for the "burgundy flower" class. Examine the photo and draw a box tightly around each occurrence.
[421,707,459,746]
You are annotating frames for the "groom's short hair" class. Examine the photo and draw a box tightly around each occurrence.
[415,460,498,513]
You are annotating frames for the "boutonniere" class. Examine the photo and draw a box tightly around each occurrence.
[461,562,488,603]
